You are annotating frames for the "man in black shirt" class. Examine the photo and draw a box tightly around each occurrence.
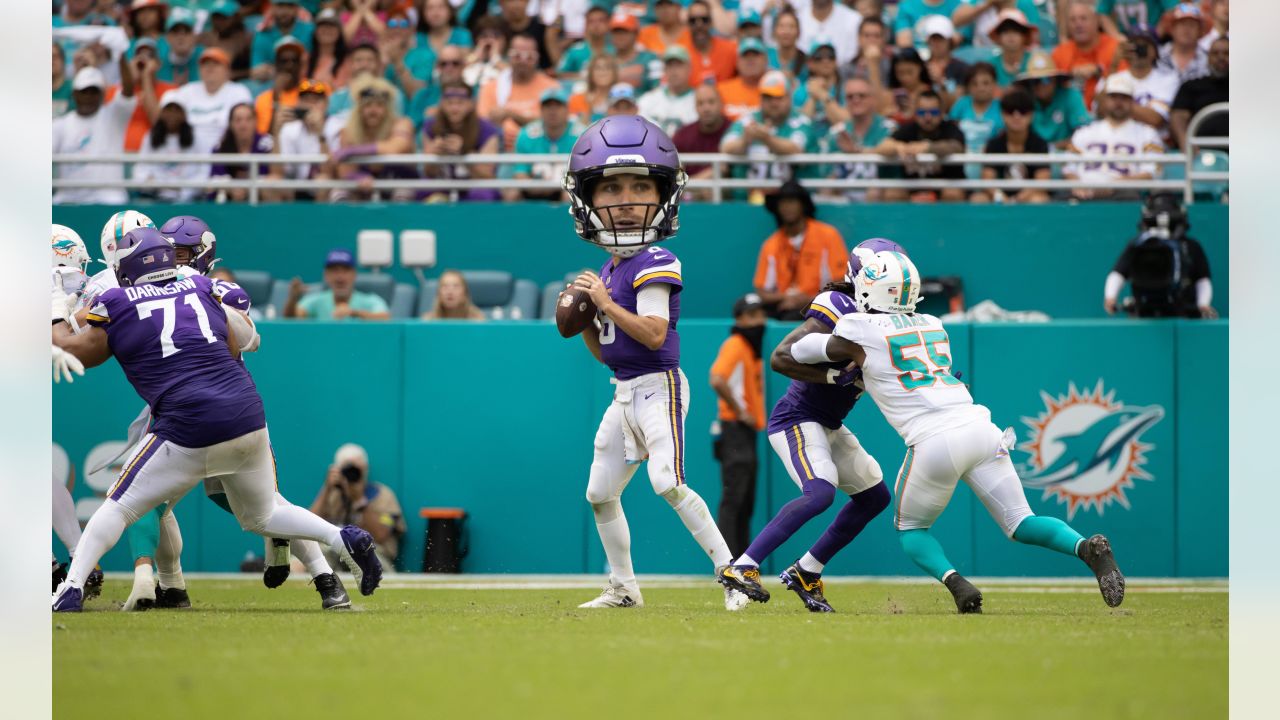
[873,90,966,202]
[1104,194,1217,318]
[1171,36,1228,151]
[975,89,1051,204]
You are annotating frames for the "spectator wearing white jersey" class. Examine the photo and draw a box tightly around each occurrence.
[637,46,697,138]
[166,47,253,153]
[52,60,136,205]
[1119,25,1179,133]
[1064,72,1163,200]
[798,0,862,66]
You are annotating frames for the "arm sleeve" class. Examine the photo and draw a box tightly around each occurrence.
[791,332,833,364]
[1104,271,1126,302]
[224,305,261,353]
[1195,278,1212,307]
[635,283,671,320]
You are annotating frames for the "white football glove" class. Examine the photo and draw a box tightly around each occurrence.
[51,286,78,324]
[52,345,84,384]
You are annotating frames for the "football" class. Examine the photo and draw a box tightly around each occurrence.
[555,286,597,338]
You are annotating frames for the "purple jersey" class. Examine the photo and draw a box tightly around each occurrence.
[767,290,866,433]
[86,274,265,448]
[598,246,683,380]
[210,278,251,312]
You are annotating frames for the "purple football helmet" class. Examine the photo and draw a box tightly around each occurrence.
[563,116,687,257]
[845,238,906,283]
[115,228,178,287]
[160,215,217,274]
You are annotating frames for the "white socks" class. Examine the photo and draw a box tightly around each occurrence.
[292,539,333,578]
[66,500,133,588]
[735,554,758,568]
[798,552,824,575]
[666,487,733,567]
[253,502,343,549]
[155,509,186,590]
[52,475,81,555]
[592,500,636,588]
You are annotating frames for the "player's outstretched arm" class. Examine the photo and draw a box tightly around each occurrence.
[52,321,111,369]
[770,318,841,384]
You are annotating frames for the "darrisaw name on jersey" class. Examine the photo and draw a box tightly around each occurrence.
[123,277,197,302]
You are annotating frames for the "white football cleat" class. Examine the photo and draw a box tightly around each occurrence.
[724,586,749,612]
[578,582,643,609]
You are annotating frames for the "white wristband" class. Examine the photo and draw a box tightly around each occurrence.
[826,369,840,385]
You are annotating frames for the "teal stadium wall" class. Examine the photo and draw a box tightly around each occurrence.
[54,203,1230,319]
[52,319,1228,577]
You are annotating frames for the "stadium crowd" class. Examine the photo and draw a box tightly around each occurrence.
[52,0,1229,204]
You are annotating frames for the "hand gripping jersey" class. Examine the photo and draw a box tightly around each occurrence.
[768,290,866,433]
[833,312,989,446]
[598,246,683,380]
[85,274,266,448]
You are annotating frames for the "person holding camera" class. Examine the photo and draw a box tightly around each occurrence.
[1103,194,1216,319]
[310,443,405,572]
[1118,25,1179,135]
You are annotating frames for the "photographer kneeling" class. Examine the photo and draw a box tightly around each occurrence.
[310,443,406,572]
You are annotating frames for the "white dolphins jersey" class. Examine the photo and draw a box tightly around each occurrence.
[834,312,989,446]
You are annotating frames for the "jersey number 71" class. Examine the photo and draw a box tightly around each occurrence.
[887,330,962,391]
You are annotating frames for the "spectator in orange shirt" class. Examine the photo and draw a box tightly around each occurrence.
[639,0,690,55]
[718,37,769,121]
[1052,0,1126,108]
[107,39,175,152]
[477,32,560,151]
[254,36,307,135]
[754,180,849,320]
[710,292,768,557]
[682,0,738,85]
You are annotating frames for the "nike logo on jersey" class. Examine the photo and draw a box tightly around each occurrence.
[644,393,655,400]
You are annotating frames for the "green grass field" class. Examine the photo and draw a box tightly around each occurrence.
[53,577,1227,719]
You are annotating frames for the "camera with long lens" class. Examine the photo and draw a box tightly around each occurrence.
[340,464,364,484]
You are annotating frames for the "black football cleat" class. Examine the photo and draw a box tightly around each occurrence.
[53,561,68,594]
[779,564,834,613]
[944,573,983,614]
[263,538,291,589]
[155,586,192,609]
[313,573,351,610]
[716,564,770,603]
[1078,534,1125,608]
[83,566,105,600]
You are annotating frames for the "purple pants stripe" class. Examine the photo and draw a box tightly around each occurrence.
[667,370,686,484]
[785,425,816,481]
[110,434,162,501]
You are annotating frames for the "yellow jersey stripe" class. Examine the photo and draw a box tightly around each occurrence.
[808,304,839,325]
[632,271,682,288]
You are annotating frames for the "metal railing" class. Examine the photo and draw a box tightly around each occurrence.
[53,107,1228,205]
[1183,102,1230,204]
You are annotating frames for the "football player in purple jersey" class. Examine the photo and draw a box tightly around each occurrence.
[562,116,745,610]
[51,229,382,612]
[717,239,904,612]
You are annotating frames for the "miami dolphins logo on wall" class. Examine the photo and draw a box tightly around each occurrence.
[1017,380,1164,519]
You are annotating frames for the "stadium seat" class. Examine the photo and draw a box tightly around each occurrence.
[355,273,395,304]
[230,270,273,309]
[389,283,418,319]
[417,271,543,318]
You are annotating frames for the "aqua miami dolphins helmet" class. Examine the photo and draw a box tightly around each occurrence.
[100,210,156,268]
[563,116,687,258]
[854,250,921,314]
[52,224,91,272]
